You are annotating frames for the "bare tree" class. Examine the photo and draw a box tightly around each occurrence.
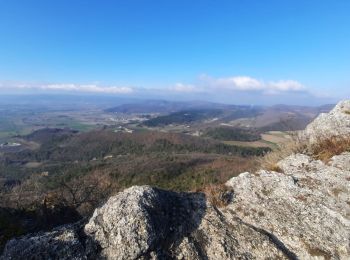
[56,170,114,215]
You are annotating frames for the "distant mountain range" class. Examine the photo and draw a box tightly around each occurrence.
[106,100,334,131]
[105,100,256,114]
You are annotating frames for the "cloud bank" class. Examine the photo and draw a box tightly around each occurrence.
[0,83,134,94]
[172,75,306,95]
[170,83,199,93]
[0,76,332,105]
[0,75,306,96]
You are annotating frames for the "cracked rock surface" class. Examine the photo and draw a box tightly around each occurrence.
[226,152,350,259]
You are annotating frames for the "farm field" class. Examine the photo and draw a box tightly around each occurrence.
[223,131,292,149]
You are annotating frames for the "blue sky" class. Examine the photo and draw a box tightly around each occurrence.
[0,0,349,104]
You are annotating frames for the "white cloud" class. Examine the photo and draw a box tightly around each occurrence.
[198,74,263,90]
[0,75,307,97]
[198,74,305,94]
[42,84,134,94]
[170,83,199,92]
[268,80,304,91]
[0,83,134,94]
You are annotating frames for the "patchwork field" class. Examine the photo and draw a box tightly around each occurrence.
[223,131,292,149]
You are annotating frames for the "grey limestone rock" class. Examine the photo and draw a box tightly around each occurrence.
[226,152,350,259]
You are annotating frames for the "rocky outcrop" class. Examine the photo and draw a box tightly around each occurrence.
[2,186,292,259]
[2,163,349,259]
[302,100,350,143]
[226,153,350,259]
[2,100,350,259]
[84,186,208,259]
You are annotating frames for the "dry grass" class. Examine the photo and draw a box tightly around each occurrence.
[198,132,350,213]
[268,164,284,173]
[344,110,350,115]
[259,134,350,170]
[197,183,233,208]
[258,139,305,172]
[309,136,350,162]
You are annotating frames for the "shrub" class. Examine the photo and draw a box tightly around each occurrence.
[259,134,350,171]
[258,139,304,171]
[197,184,234,208]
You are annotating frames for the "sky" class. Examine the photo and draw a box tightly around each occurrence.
[0,0,349,105]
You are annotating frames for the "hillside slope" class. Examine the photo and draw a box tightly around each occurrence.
[2,101,350,259]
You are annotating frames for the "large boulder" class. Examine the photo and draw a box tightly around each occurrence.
[1,186,289,259]
[84,186,208,259]
[302,100,350,143]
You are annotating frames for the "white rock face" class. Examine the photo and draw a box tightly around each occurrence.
[330,152,350,170]
[226,152,350,259]
[302,100,350,143]
[2,100,350,259]
[85,186,162,259]
[83,185,290,259]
